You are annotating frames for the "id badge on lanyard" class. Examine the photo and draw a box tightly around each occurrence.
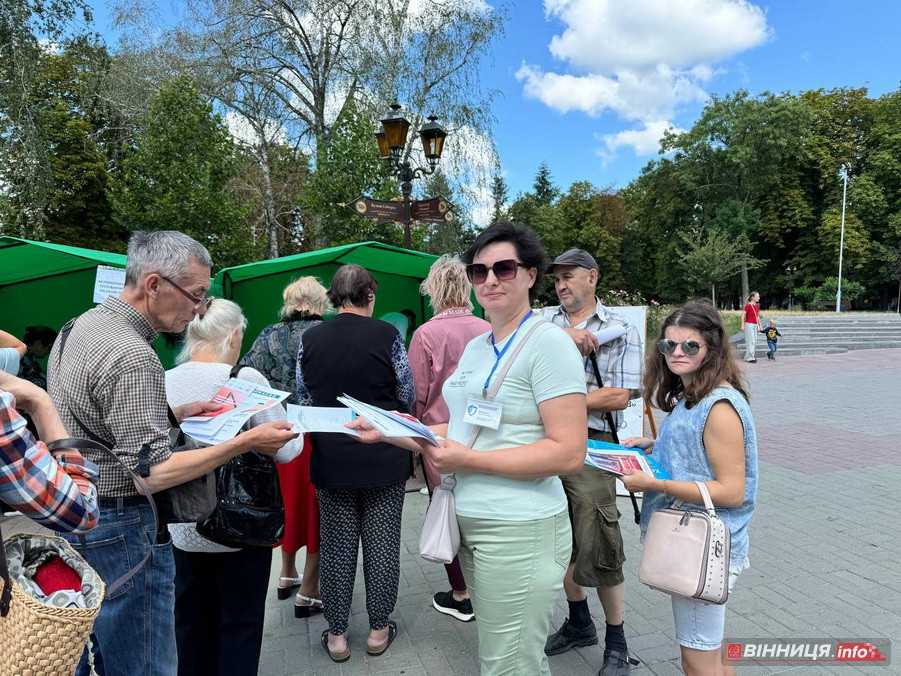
[467,310,532,430]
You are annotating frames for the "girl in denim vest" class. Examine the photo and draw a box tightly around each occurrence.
[621,300,758,676]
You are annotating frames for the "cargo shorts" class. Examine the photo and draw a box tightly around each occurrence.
[560,430,625,588]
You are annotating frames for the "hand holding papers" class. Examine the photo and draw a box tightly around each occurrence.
[286,404,361,438]
[585,440,670,480]
[336,394,439,446]
[180,378,290,445]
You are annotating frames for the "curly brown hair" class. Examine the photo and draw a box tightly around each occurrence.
[644,300,748,412]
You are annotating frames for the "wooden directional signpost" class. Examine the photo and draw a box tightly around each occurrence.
[352,195,455,231]
[349,103,451,248]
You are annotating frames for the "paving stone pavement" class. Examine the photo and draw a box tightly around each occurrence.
[261,349,901,676]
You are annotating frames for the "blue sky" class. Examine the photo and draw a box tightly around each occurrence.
[86,1,901,209]
[484,1,901,200]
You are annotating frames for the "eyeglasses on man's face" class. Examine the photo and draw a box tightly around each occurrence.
[465,259,528,285]
[160,275,213,314]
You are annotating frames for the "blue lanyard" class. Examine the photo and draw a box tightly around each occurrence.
[483,310,533,395]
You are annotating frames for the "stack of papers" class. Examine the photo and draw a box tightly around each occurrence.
[336,394,439,446]
[180,378,290,445]
[585,440,670,480]
[286,404,360,437]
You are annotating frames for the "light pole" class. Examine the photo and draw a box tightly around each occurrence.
[375,103,448,248]
[836,164,849,312]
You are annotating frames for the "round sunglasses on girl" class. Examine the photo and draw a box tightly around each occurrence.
[657,339,702,356]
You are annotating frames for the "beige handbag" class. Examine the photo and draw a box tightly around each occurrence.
[638,481,730,604]
[419,320,549,563]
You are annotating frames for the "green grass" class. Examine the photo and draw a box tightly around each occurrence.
[645,307,743,345]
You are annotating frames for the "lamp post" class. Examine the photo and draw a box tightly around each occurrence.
[375,103,448,248]
[836,164,849,312]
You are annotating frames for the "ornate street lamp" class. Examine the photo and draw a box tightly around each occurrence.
[362,102,451,248]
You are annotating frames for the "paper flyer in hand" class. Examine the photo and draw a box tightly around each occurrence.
[181,378,290,444]
[585,440,670,480]
[286,404,360,437]
[336,394,439,446]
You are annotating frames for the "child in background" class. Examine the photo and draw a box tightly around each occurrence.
[761,320,782,360]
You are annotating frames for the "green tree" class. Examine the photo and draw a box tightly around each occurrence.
[420,170,475,255]
[111,77,251,268]
[533,162,559,206]
[490,174,508,224]
[0,0,93,235]
[301,102,398,247]
[1,39,129,248]
[677,227,764,306]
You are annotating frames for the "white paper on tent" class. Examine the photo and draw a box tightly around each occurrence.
[286,404,360,437]
[93,266,126,304]
[336,394,439,446]
[180,378,290,444]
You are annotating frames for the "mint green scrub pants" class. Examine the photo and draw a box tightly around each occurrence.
[457,510,571,675]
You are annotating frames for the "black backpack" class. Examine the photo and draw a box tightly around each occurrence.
[195,364,286,548]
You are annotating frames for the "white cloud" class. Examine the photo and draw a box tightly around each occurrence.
[224,111,288,147]
[520,0,771,160]
[597,120,683,162]
[516,63,707,122]
[543,0,769,72]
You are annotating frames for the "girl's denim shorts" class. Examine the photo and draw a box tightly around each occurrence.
[671,572,739,650]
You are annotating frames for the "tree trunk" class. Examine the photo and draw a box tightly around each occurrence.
[258,141,279,259]
[741,264,749,304]
[711,284,716,307]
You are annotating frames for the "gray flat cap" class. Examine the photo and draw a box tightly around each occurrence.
[550,248,598,271]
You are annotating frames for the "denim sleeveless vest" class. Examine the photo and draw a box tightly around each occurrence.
[640,386,758,573]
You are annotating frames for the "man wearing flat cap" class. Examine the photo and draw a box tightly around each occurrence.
[539,248,642,675]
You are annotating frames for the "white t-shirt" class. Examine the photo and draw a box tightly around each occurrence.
[164,361,302,553]
[443,315,587,521]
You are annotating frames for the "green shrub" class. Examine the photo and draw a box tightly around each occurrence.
[794,286,817,308]
[812,277,864,309]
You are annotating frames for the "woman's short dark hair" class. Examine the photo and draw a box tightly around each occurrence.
[327,264,379,308]
[644,299,748,412]
[463,222,547,302]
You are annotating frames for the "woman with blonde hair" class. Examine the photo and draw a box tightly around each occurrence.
[408,254,489,622]
[165,298,302,676]
[239,276,330,614]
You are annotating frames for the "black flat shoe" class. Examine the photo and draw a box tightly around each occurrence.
[366,620,397,656]
[321,630,350,663]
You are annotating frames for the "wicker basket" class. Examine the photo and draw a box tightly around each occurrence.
[0,534,105,676]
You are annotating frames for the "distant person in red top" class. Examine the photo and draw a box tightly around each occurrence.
[742,291,762,363]
[408,255,489,623]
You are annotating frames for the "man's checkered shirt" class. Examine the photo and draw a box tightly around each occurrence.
[47,296,172,497]
[539,299,643,433]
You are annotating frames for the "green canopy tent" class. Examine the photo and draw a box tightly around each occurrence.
[215,241,440,353]
[0,236,127,340]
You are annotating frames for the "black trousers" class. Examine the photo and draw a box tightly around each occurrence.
[173,546,272,676]
[318,482,405,634]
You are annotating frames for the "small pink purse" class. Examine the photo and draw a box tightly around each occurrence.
[638,481,730,604]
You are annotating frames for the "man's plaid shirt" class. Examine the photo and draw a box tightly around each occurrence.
[539,299,643,433]
[0,390,99,532]
[47,296,172,497]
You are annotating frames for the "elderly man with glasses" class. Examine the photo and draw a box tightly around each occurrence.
[47,230,297,676]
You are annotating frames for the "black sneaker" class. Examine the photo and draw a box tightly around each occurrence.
[544,617,598,656]
[432,591,474,622]
[599,648,639,676]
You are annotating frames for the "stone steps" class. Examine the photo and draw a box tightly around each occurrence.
[732,313,901,356]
